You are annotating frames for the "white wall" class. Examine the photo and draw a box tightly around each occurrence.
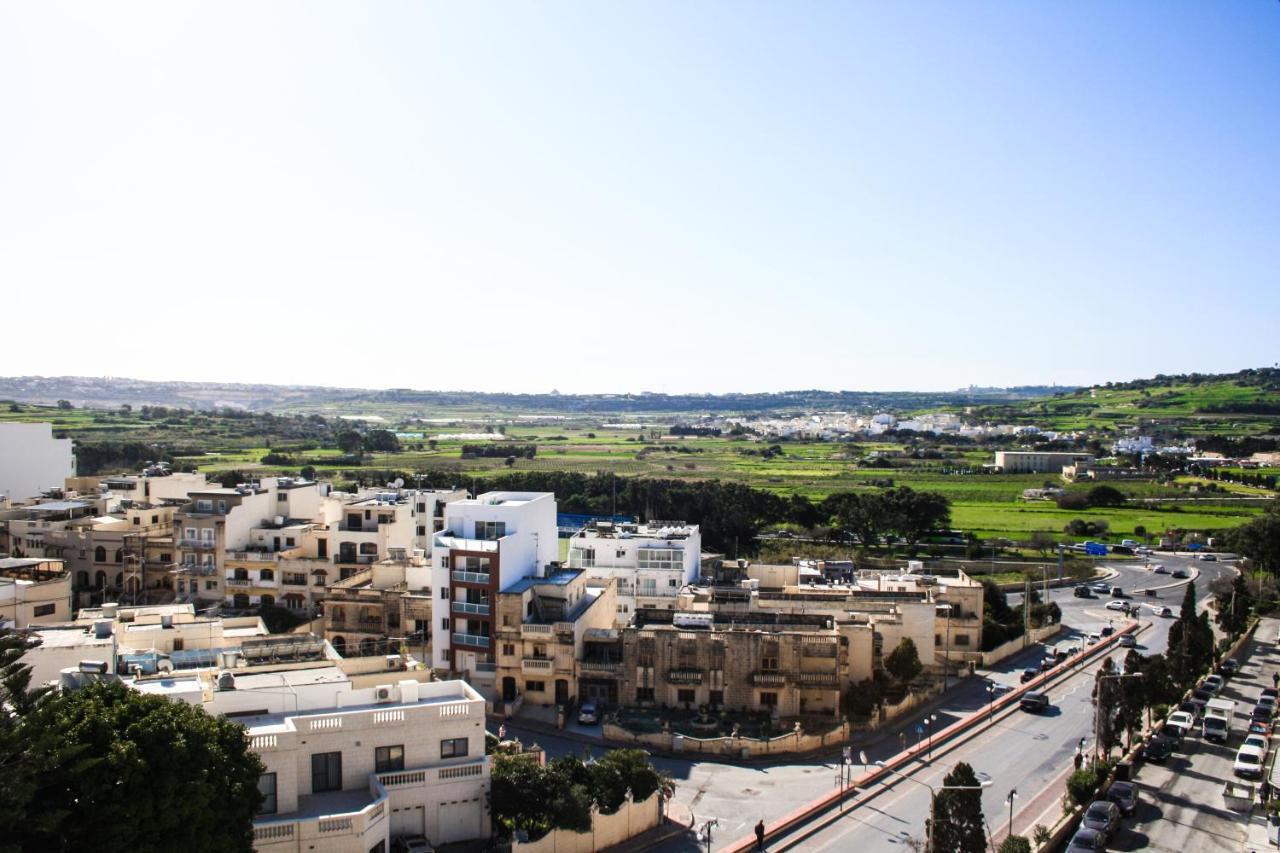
[0,423,76,501]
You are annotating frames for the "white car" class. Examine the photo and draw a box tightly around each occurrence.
[1235,743,1267,777]
[1164,711,1196,738]
[1243,734,1269,752]
[1105,600,1127,612]
[1087,632,1103,645]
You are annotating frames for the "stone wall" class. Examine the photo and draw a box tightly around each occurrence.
[602,720,851,758]
[511,794,661,853]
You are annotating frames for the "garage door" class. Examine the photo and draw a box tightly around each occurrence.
[437,797,483,844]
[390,803,424,839]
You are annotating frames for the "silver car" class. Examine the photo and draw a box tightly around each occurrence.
[1082,799,1121,839]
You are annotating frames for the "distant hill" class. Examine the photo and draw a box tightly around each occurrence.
[968,367,1280,436]
[0,375,1071,417]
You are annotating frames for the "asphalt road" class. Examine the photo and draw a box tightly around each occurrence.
[498,552,1237,851]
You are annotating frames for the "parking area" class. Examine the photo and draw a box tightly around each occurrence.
[1102,617,1280,851]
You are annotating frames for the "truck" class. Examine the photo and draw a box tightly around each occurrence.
[1204,698,1237,743]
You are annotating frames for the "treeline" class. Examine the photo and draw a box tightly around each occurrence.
[1196,435,1280,457]
[669,425,722,437]
[73,442,174,475]
[460,444,536,459]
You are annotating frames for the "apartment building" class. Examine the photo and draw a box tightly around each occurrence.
[100,469,210,505]
[127,668,490,850]
[323,552,433,659]
[0,557,72,629]
[45,503,178,606]
[174,483,278,603]
[1,497,106,558]
[429,491,558,674]
[328,491,416,578]
[408,488,468,551]
[0,422,76,502]
[567,520,701,622]
[225,521,329,612]
[491,570,618,710]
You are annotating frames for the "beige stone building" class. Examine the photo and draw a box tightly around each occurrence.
[322,553,433,660]
[0,557,72,629]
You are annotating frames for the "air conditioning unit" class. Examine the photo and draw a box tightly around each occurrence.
[375,686,393,703]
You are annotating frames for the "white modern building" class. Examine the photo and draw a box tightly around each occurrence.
[566,520,701,622]
[429,492,558,674]
[0,422,76,502]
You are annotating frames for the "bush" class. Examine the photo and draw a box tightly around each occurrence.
[998,837,1032,853]
[1065,761,1112,808]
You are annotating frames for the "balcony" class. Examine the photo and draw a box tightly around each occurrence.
[179,539,217,550]
[580,659,623,676]
[751,671,787,687]
[175,564,217,576]
[451,570,491,586]
[452,632,491,650]
[667,669,703,685]
[336,554,377,565]
[451,601,491,617]
[801,642,838,658]
[521,657,554,673]
[795,671,838,688]
[435,535,499,553]
[226,577,253,587]
[521,623,553,637]
[252,777,388,850]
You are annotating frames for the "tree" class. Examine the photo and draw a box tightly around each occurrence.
[362,429,401,453]
[336,430,364,454]
[1224,504,1280,574]
[998,837,1032,853]
[885,638,923,685]
[928,762,987,853]
[824,492,887,552]
[1029,531,1055,559]
[1215,572,1253,637]
[56,399,72,409]
[1118,650,1147,747]
[844,678,882,718]
[1093,657,1123,759]
[1086,485,1126,508]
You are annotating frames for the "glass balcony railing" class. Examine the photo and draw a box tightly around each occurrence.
[452,632,491,649]
[451,571,491,585]
[451,601,490,616]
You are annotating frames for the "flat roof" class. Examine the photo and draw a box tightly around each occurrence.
[23,500,92,513]
[502,569,581,594]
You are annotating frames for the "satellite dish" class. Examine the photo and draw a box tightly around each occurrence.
[393,478,404,488]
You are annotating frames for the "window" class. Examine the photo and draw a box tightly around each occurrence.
[440,587,449,600]
[441,737,469,758]
[502,643,515,656]
[709,690,724,707]
[524,681,545,693]
[677,689,696,704]
[440,556,450,569]
[151,514,159,524]
[954,634,970,647]
[132,517,140,526]
[374,745,404,773]
[935,634,943,647]
[311,751,343,793]
[258,773,277,814]
[184,527,197,542]
[760,692,778,708]
[762,657,779,672]
[285,537,295,547]
[442,618,450,631]
[359,543,378,555]
[638,548,680,570]
[33,603,56,617]
[317,539,328,559]
[475,520,506,540]
[197,500,212,512]
[205,580,217,590]
[636,687,655,703]
[93,548,106,564]
[417,525,427,536]
[201,528,214,543]
[260,568,274,581]
[669,578,679,587]
[172,638,184,651]
[217,500,227,513]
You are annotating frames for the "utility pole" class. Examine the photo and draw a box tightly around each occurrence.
[1006,788,1017,839]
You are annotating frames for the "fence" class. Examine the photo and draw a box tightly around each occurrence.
[603,719,851,759]
[511,793,660,853]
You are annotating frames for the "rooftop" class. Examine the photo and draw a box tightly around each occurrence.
[502,569,581,594]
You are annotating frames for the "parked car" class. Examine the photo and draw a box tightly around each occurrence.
[1177,700,1201,719]
[1189,689,1212,714]
[1143,733,1176,762]
[1152,564,1168,574]
[1257,696,1277,714]
[1066,827,1107,851]
[1202,675,1224,695]
[577,700,600,725]
[1100,625,1116,637]
[1087,632,1103,645]
[1021,668,1040,684]
[1235,743,1267,778]
[1252,704,1274,723]
[1263,688,1278,702]
[1118,634,1136,648]
[1171,568,1188,579]
[393,836,435,853]
[1105,600,1127,612]
[1081,799,1122,839]
[1164,711,1196,738]
[1249,720,1272,737]
[1219,658,1239,677]
[1020,692,1051,713]
[1243,734,1269,752]
[1106,780,1139,815]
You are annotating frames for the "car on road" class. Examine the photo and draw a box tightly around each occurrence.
[1105,600,1127,611]
[1100,624,1116,637]
[1257,695,1277,713]
[577,700,600,725]
[1020,691,1051,713]
[1082,800,1122,839]
[1202,674,1224,694]
[1190,689,1213,713]
[1200,554,1218,562]
[1152,564,1168,574]
[1250,721,1272,738]
[1021,668,1040,684]
[1165,711,1196,738]
[1087,632,1103,645]
[1074,585,1093,598]
[1118,634,1136,648]
[1143,733,1177,762]
[1090,582,1111,594]
[1171,568,1188,579]
[1235,743,1266,778]
[1150,604,1173,617]
[1066,827,1107,851]
[1244,734,1268,752]
[1106,780,1139,816]
[1110,586,1124,597]
[1219,658,1239,677]
[1203,714,1230,743]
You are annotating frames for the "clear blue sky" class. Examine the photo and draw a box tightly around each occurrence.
[1,2,1276,394]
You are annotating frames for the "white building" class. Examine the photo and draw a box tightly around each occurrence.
[0,422,76,502]
[566,521,701,622]
[429,492,557,674]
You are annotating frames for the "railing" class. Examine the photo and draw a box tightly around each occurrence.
[801,643,838,658]
[356,619,385,631]
[439,762,484,780]
[250,734,278,750]
[175,564,216,575]
[378,769,427,788]
[451,570,491,585]
[474,661,498,673]
[580,659,623,674]
[179,539,216,550]
[521,623,553,636]
[226,577,253,587]
[668,668,703,684]
[795,671,838,687]
[452,632,491,649]
[751,671,787,687]
[521,657,554,672]
[451,601,491,616]
[553,621,575,634]
[336,554,376,565]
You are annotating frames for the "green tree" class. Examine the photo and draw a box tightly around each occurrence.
[336,430,364,454]
[824,491,887,552]
[998,837,1032,853]
[1093,657,1123,759]
[928,762,988,853]
[1215,572,1254,637]
[589,748,667,814]
[885,638,924,685]
[1086,485,1126,508]
[1118,650,1147,747]
[1224,505,1280,574]
[5,669,263,853]
[362,429,401,452]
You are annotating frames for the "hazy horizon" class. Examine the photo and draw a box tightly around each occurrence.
[3,3,1277,393]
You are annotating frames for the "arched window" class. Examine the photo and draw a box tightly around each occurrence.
[332,636,347,656]
[233,569,249,581]
[114,573,123,588]
[114,549,123,564]
[94,546,106,563]
[75,571,89,588]
[330,607,345,624]
[233,594,250,610]
[259,568,274,582]
[260,594,275,608]
[95,571,107,588]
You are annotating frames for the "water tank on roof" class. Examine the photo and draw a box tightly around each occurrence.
[93,620,112,639]
[101,603,118,619]
[217,672,236,691]
[161,614,173,629]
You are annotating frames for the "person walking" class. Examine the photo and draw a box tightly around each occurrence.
[755,819,766,850]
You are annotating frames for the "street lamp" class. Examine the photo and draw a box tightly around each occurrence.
[985,682,996,722]
[925,713,939,760]
[874,760,993,853]
[1005,788,1017,839]
[838,746,855,812]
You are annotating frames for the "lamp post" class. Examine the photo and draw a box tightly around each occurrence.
[925,713,939,760]
[1006,788,1017,839]
[873,759,992,852]
[985,682,996,722]
[839,746,855,812]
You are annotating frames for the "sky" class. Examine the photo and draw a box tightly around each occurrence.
[1,2,1277,395]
